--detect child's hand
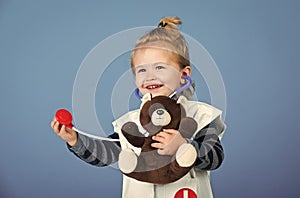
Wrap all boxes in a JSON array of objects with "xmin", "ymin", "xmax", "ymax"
[
  {"xmin": 151, "ymin": 129, "xmax": 187, "ymax": 155},
  {"xmin": 50, "ymin": 117, "xmax": 78, "ymax": 147}
]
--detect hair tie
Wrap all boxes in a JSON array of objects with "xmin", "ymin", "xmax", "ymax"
[{"xmin": 158, "ymin": 21, "xmax": 168, "ymax": 28}]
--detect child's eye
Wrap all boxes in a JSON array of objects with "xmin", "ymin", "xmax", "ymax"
[
  {"xmin": 155, "ymin": 65, "xmax": 165, "ymax": 70},
  {"xmin": 136, "ymin": 68, "xmax": 146, "ymax": 73}
]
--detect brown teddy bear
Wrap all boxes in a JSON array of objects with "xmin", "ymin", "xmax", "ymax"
[{"xmin": 118, "ymin": 93, "xmax": 198, "ymax": 184}]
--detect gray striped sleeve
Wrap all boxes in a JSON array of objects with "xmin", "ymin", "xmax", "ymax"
[
  {"xmin": 188, "ymin": 119, "xmax": 225, "ymax": 170},
  {"xmin": 67, "ymin": 133, "xmax": 121, "ymax": 167}
]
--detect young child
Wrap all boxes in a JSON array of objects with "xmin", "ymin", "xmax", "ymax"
[{"xmin": 51, "ymin": 16, "xmax": 226, "ymax": 198}]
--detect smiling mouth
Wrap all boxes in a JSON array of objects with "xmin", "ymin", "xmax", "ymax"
[{"xmin": 145, "ymin": 84, "xmax": 163, "ymax": 89}]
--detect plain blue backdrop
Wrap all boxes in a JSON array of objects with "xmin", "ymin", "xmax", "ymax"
[{"xmin": 1, "ymin": 0, "xmax": 299, "ymax": 197}]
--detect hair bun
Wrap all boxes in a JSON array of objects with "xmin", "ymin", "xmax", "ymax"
[{"xmin": 158, "ymin": 16, "xmax": 182, "ymax": 30}]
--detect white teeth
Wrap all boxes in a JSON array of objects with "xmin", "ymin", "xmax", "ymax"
[{"xmin": 147, "ymin": 85, "xmax": 161, "ymax": 89}]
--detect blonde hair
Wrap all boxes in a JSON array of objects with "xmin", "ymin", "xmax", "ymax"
[{"xmin": 131, "ymin": 16, "xmax": 195, "ymax": 99}]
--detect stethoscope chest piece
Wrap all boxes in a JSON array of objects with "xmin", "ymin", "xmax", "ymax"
[{"xmin": 56, "ymin": 109, "xmax": 74, "ymax": 129}]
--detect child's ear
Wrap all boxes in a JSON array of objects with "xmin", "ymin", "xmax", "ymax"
[
  {"xmin": 182, "ymin": 66, "xmax": 191, "ymax": 75},
  {"xmin": 181, "ymin": 66, "xmax": 191, "ymax": 83}
]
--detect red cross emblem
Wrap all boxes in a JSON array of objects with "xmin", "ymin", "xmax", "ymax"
[{"xmin": 174, "ymin": 188, "xmax": 197, "ymax": 198}]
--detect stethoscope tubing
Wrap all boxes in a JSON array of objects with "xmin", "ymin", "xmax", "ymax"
[
  {"xmin": 72, "ymin": 126, "xmax": 121, "ymax": 142},
  {"xmin": 134, "ymin": 75, "xmax": 192, "ymax": 99},
  {"xmin": 69, "ymin": 75, "xmax": 192, "ymax": 142}
]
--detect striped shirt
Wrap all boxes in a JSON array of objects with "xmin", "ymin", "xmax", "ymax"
[{"xmin": 68, "ymin": 118, "xmax": 224, "ymax": 170}]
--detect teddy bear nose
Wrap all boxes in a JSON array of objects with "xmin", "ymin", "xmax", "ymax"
[{"xmin": 156, "ymin": 109, "xmax": 164, "ymax": 115}]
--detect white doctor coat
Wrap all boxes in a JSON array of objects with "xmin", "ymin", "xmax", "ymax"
[{"xmin": 112, "ymin": 99, "xmax": 225, "ymax": 198}]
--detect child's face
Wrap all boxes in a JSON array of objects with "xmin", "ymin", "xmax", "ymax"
[{"xmin": 132, "ymin": 48, "xmax": 186, "ymax": 98}]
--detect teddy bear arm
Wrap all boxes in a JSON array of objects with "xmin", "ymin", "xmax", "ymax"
[
  {"xmin": 121, "ymin": 122, "xmax": 145, "ymax": 147},
  {"xmin": 178, "ymin": 117, "xmax": 198, "ymax": 138}
]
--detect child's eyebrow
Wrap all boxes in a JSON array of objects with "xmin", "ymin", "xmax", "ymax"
[
  {"xmin": 134, "ymin": 62, "xmax": 168, "ymax": 68},
  {"xmin": 132, "ymin": 65, "xmax": 144, "ymax": 74},
  {"xmin": 134, "ymin": 65, "xmax": 145, "ymax": 70}
]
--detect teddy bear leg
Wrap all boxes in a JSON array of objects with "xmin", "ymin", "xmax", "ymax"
[
  {"xmin": 118, "ymin": 148, "xmax": 138, "ymax": 174},
  {"xmin": 176, "ymin": 143, "xmax": 197, "ymax": 167}
]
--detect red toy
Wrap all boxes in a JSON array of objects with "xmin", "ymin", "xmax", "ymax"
[
  {"xmin": 55, "ymin": 109, "xmax": 74, "ymax": 129},
  {"xmin": 54, "ymin": 109, "xmax": 120, "ymax": 142}
]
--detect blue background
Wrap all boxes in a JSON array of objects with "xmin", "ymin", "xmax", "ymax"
[{"xmin": 1, "ymin": 0, "xmax": 299, "ymax": 197}]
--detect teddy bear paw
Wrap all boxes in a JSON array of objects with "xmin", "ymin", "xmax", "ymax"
[
  {"xmin": 118, "ymin": 148, "xmax": 138, "ymax": 174},
  {"xmin": 176, "ymin": 143, "xmax": 197, "ymax": 167}
]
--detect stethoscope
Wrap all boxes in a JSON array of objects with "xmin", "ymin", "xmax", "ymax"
[
  {"xmin": 134, "ymin": 74, "xmax": 192, "ymax": 99},
  {"xmin": 55, "ymin": 75, "xmax": 192, "ymax": 142}
]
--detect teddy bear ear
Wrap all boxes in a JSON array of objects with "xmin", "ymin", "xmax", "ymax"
[
  {"xmin": 141, "ymin": 93, "xmax": 152, "ymax": 106},
  {"xmin": 177, "ymin": 95, "xmax": 188, "ymax": 111}
]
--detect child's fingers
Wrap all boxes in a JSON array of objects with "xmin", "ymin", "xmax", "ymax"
[
  {"xmin": 61, "ymin": 125, "xmax": 70, "ymax": 136},
  {"xmin": 53, "ymin": 121, "xmax": 61, "ymax": 134},
  {"xmin": 154, "ymin": 130, "xmax": 178, "ymax": 143},
  {"xmin": 155, "ymin": 130, "xmax": 178, "ymax": 139},
  {"xmin": 152, "ymin": 135, "xmax": 166, "ymax": 144},
  {"xmin": 50, "ymin": 117, "xmax": 57, "ymax": 126},
  {"xmin": 64, "ymin": 126, "xmax": 74, "ymax": 134},
  {"xmin": 50, "ymin": 116, "xmax": 58, "ymax": 129},
  {"xmin": 162, "ymin": 129, "xmax": 178, "ymax": 134},
  {"xmin": 151, "ymin": 142, "xmax": 164, "ymax": 149},
  {"xmin": 155, "ymin": 132, "xmax": 168, "ymax": 139},
  {"xmin": 50, "ymin": 120, "xmax": 55, "ymax": 129},
  {"xmin": 61, "ymin": 125, "xmax": 76, "ymax": 137}
]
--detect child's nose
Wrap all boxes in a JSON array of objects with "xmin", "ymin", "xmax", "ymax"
[
  {"xmin": 145, "ymin": 76, "xmax": 156, "ymax": 82},
  {"xmin": 145, "ymin": 70, "xmax": 156, "ymax": 81}
]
